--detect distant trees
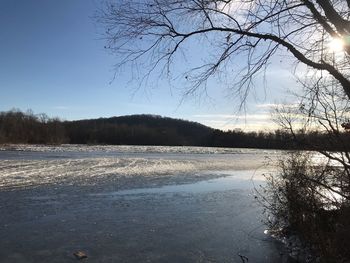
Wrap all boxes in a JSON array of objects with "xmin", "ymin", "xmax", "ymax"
[
  {"xmin": 64, "ymin": 114, "xmax": 212, "ymax": 146},
  {"xmin": 2, "ymin": 109, "xmax": 350, "ymax": 152},
  {"xmin": 0, "ymin": 109, "xmax": 66, "ymax": 144},
  {"xmin": 64, "ymin": 114, "xmax": 350, "ymax": 149}
]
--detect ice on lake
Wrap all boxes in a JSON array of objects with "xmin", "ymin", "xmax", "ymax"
[
  {"xmin": 0, "ymin": 145, "xmax": 298, "ymax": 262},
  {"xmin": 0, "ymin": 145, "xmax": 279, "ymax": 189}
]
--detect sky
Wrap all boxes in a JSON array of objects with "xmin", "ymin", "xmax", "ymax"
[{"xmin": 0, "ymin": 0, "xmax": 300, "ymax": 131}]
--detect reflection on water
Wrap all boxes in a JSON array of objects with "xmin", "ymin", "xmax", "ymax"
[
  {"xmin": 91, "ymin": 170, "xmax": 266, "ymax": 197},
  {"xmin": 0, "ymin": 145, "xmax": 294, "ymax": 263}
]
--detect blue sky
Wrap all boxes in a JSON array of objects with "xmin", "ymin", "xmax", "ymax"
[{"xmin": 0, "ymin": 0, "xmax": 298, "ymax": 131}]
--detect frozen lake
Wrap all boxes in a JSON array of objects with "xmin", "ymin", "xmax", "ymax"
[
  {"xmin": 0, "ymin": 145, "xmax": 296, "ymax": 262},
  {"xmin": 0, "ymin": 145, "xmax": 279, "ymax": 189}
]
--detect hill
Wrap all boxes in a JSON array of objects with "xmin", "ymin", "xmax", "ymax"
[
  {"xmin": 64, "ymin": 114, "xmax": 214, "ymax": 146},
  {"xmin": 3, "ymin": 109, "xmax": 344, "ymax": 150}
]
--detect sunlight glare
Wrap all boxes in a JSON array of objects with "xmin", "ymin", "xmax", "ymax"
[{"xmin": 328, "ymin": 38, "xmax": 344, "ymax": 52}]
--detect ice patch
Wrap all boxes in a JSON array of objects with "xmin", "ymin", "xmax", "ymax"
[
  {"xmin": 0, "ymin": 144, "xmax": 280, "ymax": 155},
  {"xmin": 0, "ymin": 145, "xmax": 278, "ymax": 189}
]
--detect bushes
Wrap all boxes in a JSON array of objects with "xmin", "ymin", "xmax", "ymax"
[{"xmin": 262, "ymin": 152, "xmax": 350, "ymax": 262}]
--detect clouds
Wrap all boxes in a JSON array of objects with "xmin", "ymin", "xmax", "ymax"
[
  {"xmin": 192, "ymin": 112, "xmax": 277, "ymax": 131},
  {"xmin": 191, "ymin": 101, "xmax": 304, "ymax": 131},
  {"xmin": 193, "ymin": 113, "xmax": 271, "ymax": 120}
]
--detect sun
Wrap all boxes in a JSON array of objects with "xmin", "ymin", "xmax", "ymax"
[{"xmin": 328, "ymin": 38, "xmax": 344, "ymax": 52}]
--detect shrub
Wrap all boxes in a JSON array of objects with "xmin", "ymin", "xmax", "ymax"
[{"xmin": 261, "ymin": 151, "xmax": 350, "ymax": 262}]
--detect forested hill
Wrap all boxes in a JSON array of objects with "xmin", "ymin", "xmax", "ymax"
[
  {"xmin": 65, "ymin": 114, "xmax": 213, "ymax": 146},
  {"xmin": 2, "ymin": 109, "xmax": 349, "ymax": 150}
]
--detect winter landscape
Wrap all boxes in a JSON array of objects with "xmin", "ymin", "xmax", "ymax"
[{"xmin": 3, "ymin": 0, "xmax": 350, "ymax": 261}]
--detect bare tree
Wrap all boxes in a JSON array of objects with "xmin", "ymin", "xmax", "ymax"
[
  {"xmin": 99, "ymin": 2, "xmax": 350, "ymax": 259},
  {"xmin": 99, "ymin": 0, "xmax": 350, "ymax": 101},
  {"xmin": 273, "ymin": 77, "xmax": 350, "ymax": 195},
  {"xmin": 261, "ymin": 78, "xmax": 350, "ymax": 261}
]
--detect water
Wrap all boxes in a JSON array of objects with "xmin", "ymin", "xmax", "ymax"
[
  {"xmin": 91, "ymin": 170, "xmax": 263, "ymax": 197},
  {"xmin": 0, "ymin": 145, "xmax": 294, "ymax": 262},
  {"xmin": 0, "ymin": 145, "xmax": 278, "ymax": 189}
]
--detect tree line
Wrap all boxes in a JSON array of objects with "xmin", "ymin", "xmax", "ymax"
[
  {"xmin": 1, "ymin": 109, "xmax": 349, "ymax": 151},
  {"xmin": 0, "ymin": 109, "xmax": 66, "ymax": 144}
]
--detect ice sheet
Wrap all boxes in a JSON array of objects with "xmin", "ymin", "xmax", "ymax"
[{"xmin": 0, "ymin": 145, "xmax": 279, "ymax": 189}]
